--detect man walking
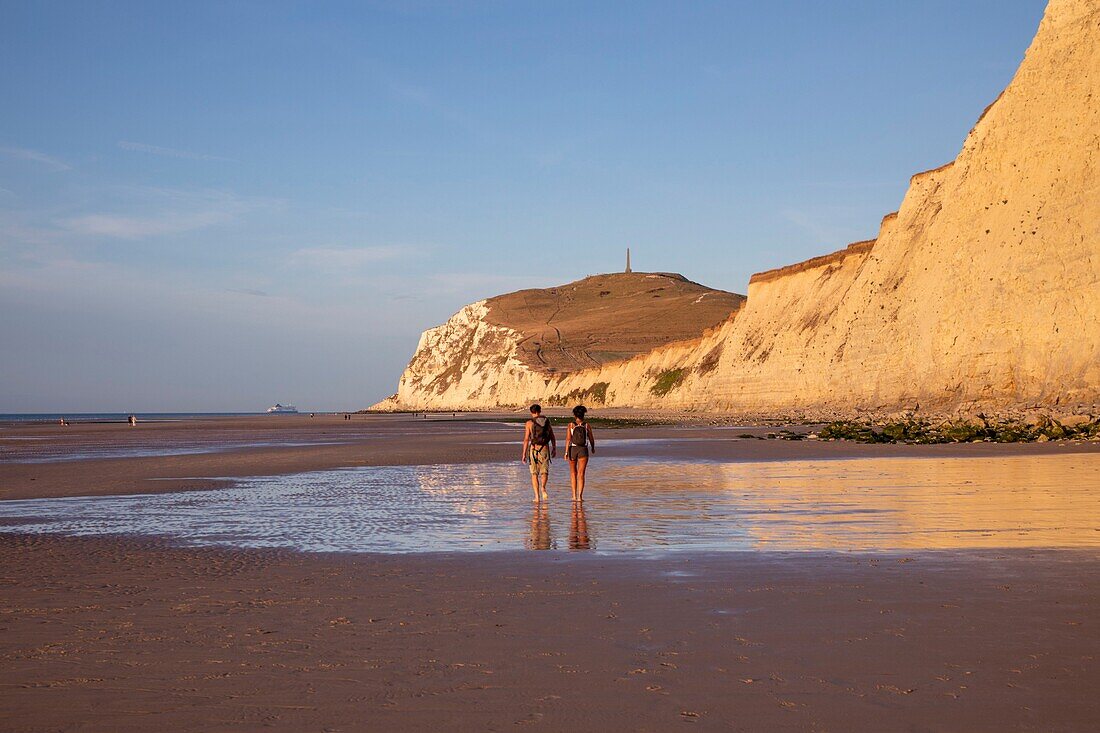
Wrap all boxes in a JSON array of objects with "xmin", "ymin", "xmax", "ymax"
[{"xmin": 521, "ymin": 403, "xmax": 556, "ymax": 502}]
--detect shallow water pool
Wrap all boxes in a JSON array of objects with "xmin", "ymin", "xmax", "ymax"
[{"xmin": 1, "ymin": 454, "xmax": 1097, "ymax": 554}]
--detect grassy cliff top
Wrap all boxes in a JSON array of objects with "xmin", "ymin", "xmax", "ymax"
[{"xmin": 484, "ymin": 271, "xmax": 744, "ymax": 374}]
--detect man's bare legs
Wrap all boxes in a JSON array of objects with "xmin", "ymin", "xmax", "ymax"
[{"xmin": 530, "ymin": 466, "xmax": 548, "ymax": 502}]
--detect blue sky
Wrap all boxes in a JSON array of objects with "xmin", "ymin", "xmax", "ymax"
[{"xmin": 0, "ymin": 0, "xmax": 1046, "ymax": 412}]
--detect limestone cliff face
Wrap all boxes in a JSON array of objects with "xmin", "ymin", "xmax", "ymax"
[
  {"xmin": 391, "ymin": 301, "xmax": 541, "ymax": 408},
  {"xmin": 375, "ymin": 0, "xmax": 1100, "ymax": 416}
]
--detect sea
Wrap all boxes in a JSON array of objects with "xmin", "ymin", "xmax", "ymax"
[{"xmin": 0, "ymin": 413, "xmax": 269, "ymax": 424}]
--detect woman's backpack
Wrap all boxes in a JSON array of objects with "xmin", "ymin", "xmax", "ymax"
[{"xmin": 569, "ymin": 421, "xmax": 588, "ymax": 447}]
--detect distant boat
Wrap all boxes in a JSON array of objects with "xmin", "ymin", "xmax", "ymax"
[{"xmin": 267, "ymin": 403, "xmax": 299, "ymax": 414}]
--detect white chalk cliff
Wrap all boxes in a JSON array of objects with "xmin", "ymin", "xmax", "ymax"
[{"xmin": 375, "ymin": 0, "xmax": 1100, "ymax": 417}]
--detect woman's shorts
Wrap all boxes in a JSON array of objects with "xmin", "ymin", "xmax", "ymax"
[
  {"xmin": 568, "ymin": 445, "xmax": 589, "ymax": 461},
  {"xmin": 529, "ymin": 445, "xmax": 550, "ymax": 475}
]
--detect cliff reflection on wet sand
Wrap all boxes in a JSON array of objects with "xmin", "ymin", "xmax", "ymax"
[{"xmin": 659, "ymin": 454, "xmax": 1100, "ymax": 551}]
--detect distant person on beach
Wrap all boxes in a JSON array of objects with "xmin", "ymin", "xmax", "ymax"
[
  {"xmin": 521, "ymin": 403, "xmax": 556, "ymax": 502},
  {"xmin": 128, "ymin": 414, "xmax": 137, "ymax": 427},
  {"xmin": 566, "ymin": 405, "xmax": 595, "ymax": 502}
]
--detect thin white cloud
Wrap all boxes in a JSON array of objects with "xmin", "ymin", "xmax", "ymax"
[
  {"xmin": 118, "ymin": 140, "xmax": 235, "ymax": 162},
  {"xmin": 288, "ymin": 245, "xmax": 417, "ymax": 270},
  {"xmin": 0, "ymin": 252, "xmax": 402, "ymax": 340},
  {"xmin": 65, "ymin": 211, "xmax": 237, "ymax": 239},
  {"xmin": 0, "ymin": 211, "xmax": 58, "ymax": 248},
  {"xmin": 799, "ymin": 179, "xmax": 900, "ymax": 190},
  {"xmin": 61, "ymin": 187, "xmax": 260, "ymax": 240},
  {"xmin": 375, "ymin": 71, "xmax": 481, "ymax": 138},
  {"xmin": 386, "ymin": 80, "xmax": 433, "ymax": 106},
  {"xmin": 427, "ymin": 272, "xmax": 546, "ymax": 296},
  {"xmin": 781, "ymin": 207, "xmax": 867, "ymax": 246},
  {"xmin": 0, "ymin": 146, "xmax": 71, "ymax": 172}
]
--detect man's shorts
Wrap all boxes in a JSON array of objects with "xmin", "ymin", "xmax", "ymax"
[{"xmin": 529, "ymin": 445, "xmax": 550, "ymax": 476}]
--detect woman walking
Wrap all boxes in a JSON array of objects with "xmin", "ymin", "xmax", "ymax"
[{"xmin": 566, "ymin": 405, "xmax": 596, "ymax": 502}]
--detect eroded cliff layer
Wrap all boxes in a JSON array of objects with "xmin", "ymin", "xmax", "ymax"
[{"xmin": 375, "ymin": 0, "xmax": 1100, "ymax": 416}]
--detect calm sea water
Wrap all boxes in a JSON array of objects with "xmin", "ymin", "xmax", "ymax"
[
  {"xmin": 0, "ymin": 439, "xmax": 354, "ymax": 464},
  {"xmin": 1, "ymin": 454, "xmax": 1097, "ymax": 554},
  {"xmin": 0, "ymin": 413, "xmax": 266, "ymax": 424}
]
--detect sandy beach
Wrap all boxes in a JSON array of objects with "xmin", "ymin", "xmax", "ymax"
[
  {"xmin": 2, "ymin": 415, "xmax": 1098, "ymax": 731},
  {"xmin": 2, "ymin": 536, "xmax": 1097, "ymax": 731}
]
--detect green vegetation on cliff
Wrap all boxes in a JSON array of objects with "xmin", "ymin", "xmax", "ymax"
[{"xmin": 650, "ymin": 368, "xmax": 687, "ymax": 397}]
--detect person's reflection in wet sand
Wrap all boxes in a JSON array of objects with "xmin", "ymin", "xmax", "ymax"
[
  {"xmin": 526, "ymin": 504, "xmax": 553, "ymax": 550},
  {"xmin": 569, "ymin": 502, "xmax": 592, "ymax": 550}
]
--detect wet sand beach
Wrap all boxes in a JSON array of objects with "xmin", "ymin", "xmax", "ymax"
[
  {"xmin": 2, "ymin": 537, "xmax": 1097, "ymax": 731},
  {"xmin": 1, "ymin": 415, "xmax": 1098, "ymax": 730}
]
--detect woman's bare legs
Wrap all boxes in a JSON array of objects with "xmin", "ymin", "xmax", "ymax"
[
  {"xmin": 568, "ymin": 458, "xmax": 579, "ymax": 501},
  {"xmin": 575, "ymin": 456, "xmax": 589, "ymax": 501}
]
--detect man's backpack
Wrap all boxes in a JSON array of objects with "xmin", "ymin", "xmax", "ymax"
[{"xmin": 531, "ymin": 416, "xmax": 552, "ymax": 446}]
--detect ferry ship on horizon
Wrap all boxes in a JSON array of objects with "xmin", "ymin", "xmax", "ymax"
[{"xmin": 266, "ymin": 403, "xmax": 299, "ymax": 414}]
